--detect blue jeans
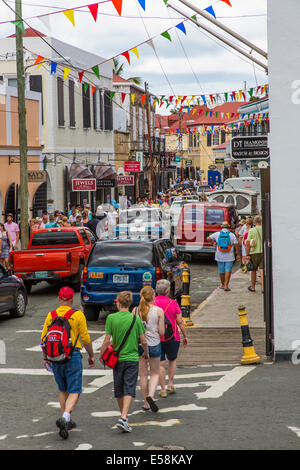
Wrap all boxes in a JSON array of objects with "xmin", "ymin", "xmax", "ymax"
[
  {"xmin": 52, "ymin": 349, "xmax": 83, "ymax": 394},
  {"xmin": 138, "ymin": 343, "xmax": 162, "ymax": 358}
]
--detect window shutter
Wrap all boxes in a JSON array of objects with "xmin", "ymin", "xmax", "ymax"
[
  {"xmin": 104, "ymin": 90, "xmax": 113, "ymax": 130},
  {"xmin": 69, "ymin": 80, "xmax": 75, "ymax": 127},
  {"xmin": 207, "ymin": 132, "xmax": 212, "ymax": 147},
  {"xmin": 30, "ymin": 75, "xmax": 44, "ymax": 124},
  {"xmin": 57, "ymin": 77, "xmax": 64, "ymax": 127},
  {"xmin": 99, "ymin": 89, "xmax": 104, "ymax": 130},
  {"xmin": 82, "ymin": 84, "xmax": 91, "ymax": 129}
]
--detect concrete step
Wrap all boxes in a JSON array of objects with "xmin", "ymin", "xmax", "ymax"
[{"xmin": 177, "ymin": 327, "xmax": 267, "ymax": 366}]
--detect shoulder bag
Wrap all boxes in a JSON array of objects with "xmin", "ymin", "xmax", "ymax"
[{"xmin": 101, "ymin": 316, "xmax": 136, "ymax": 369}]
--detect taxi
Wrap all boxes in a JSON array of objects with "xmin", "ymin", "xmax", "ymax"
[{"xmin": 81, "ymin": 238, "xmax": 190, "ymax": 321}]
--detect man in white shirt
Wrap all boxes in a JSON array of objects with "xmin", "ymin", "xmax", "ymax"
[{"xmin": 207, "ymin": 221, "xmax": 240, "ymax": 292}]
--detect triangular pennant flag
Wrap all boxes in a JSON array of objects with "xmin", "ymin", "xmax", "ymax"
[
  {"xmin": 121, "ymin": 51, "xmax": 130, "ymax": 64},
  {"xmin": 78, "ymin": 71, "xmax": 84, "ymax": 83},
  {"xmin": 141, "ymin": 95, "xmax": 146, "ymax": 106},
  {"xmin": 201, "ymin": 95, "xmax": 207, "ymax": 106},
  {"xmin": 248, "ymin": 88, "xmax": 254, "ymax": 98},
  {"xmin": 220, "ymin": 0, "xmax": 232, "ymax": 6},
  {"xmin": 37, "ymin": 14, "xmax": 51, "ymax": 32},
  {"xmin": 131, "ymin": 94, "xmax": 135, "ymax": 105},
  {"xmin": 63, "ymin": 67, "xmax": 71, "ymax": 81},
  {"xmin": 92, "ymin": 65, "xmax": 100, "ymax": 80},
  {"xmin": 84, "ymin": 83, "xmax": 89, "ymax": 94},
  {"xmin": 92, "ymin": 86, "xmax": 96, "ymax": 95},
  {"xmin": 110, "ymin": 91, "xmax": 115, "ymax": 102},
  {"xmin": 146, "ymin": 39, "xmax": 156, "ymax": 51},
  {"xmin": 50, "ymin": 62, "xmax": 57, "ymax": 75},
  {"xmin": 205, "ymin": 6, "xmax": 216, "ymax": 19},
  {"xmin": 88, "ymin": 4, "xmax": 99, "ymax": 22},
  {"xmin": 121, "ymin": 93, "xmax": 126, "ymax": 103},
  {"xmin": 112, "ymin": 0, "xmax": 123, "ymax": 16},
  {"xmin": 34, "ymin": 55, "xmax": 44, "ymax": 66},
  {"xmin": 176, "ymin": 22, "xmax": 186, "ymax": 35},
  {"xmin": 63, "ymin": 9, "xmax": 75, "ymax": 27},
  {"xmin": 131, "ymin": 47, "xmax": 139, "ymax": 59},
  {"xmin": 12, "ymin": 20, "xmax": 26, "ymax": 33},
  {"xmin": 137, "ymin": 0, "xmax": 146, "ymax": 10},
  {"xmin": 161, "ymin": 31, "xmax": 172, "ymax": 42}
]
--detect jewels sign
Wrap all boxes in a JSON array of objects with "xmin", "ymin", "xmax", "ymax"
[{"xmin": 72, "ymin": 179, "xmax": 96, "ymax": 191}]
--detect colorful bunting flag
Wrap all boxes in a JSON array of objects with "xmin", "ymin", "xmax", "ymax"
[
  {"xmin": 112, "ymin": 0, "xmax": 123, "ymax": 16},
  {"xmin": 137, "ymin": 0, "xmax": 146, "ymax": 10},
  {"xmin": 78, "ymin": 71, "xmax": 84, "ymax": 83},
  {"xmin": 131, "ymin": 47, "xmax": 139, "ymax": 59},
  {"xmin": 84, "ymin": 83, "xmax": 89, "ymax": 94},
  {"xmin": 92, "ymin": 85, "xmax": 96, "ymax": 95},
  {"xmin": 88, "ymin": 4, "xmax": 99, "ymax": 22},
  {"xmin": 63, "ymin": 67, "xmax": 71, "ymax": 81},
  {"xmin": 161, "ymin": 31, "xmax": 172, "ymax": 42},
  {"xmin": 92, "ymin": 65, "xmax": 100, "ymax": 80},
  {"xmin": 205, "ymin": 6, "xmax": 216, "ymax": 19},
  {"xmin": 121, "ymin": 51, "xmax": 130, "ymax": 64},
  {"xmin": 110, "ymin": 91, "xmax": 115, "ymax": 101},
  {"xmin": 34, "ymin": 55, "xmax": 44, "ymax": 66},
  {"xmin": 176, "ymin": 22, "xmax": 186, "ymax": 35},
  {"xmin": 220, "ymin": 0, "xmax": 232, "ymax": 6},
  {"xmin": 63, "ymin": 9, "xmax": 75, "ymax": 27},
  {"xmin": 12, "ymin": 20, "xmax": 25, "ymax": 33},
  {"xmin": 121, "ymin": 93, "xmax": 126, "ymax": 103},
  {"xmin": 50, "ymin": 62, "xmax": 57, "ymax": 74},
  {"xmin": 131, "ymin": 94, "xmax": 135, "ymax": 105}
]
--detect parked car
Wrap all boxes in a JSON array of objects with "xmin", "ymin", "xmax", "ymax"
[
  {"xmin": 81, "ymin": 238, "xmax": 190, "ymax": 321},
  {"xmin": 174, "ymin": 202, "xmax": 239, "ymax": 257},
  {"xmin": 205, "ymin": 189, "xmax": 260, "ymax": 217},
  {"xmin": 169, "ymin": 194, "xmax": 199, "ymax": 206},
  {"xmin": 170, "ymin": 198, "xmax": 199, "ymax": 238},
  {"xmin": 0, "ymin": 263, "xmax": 27, "ymax": 318},
  {"xmin": 196, "ymin": 185, "xmax": 213, "ymax": 196},
  {"xmin": 9, "ymin": 227, "xmax": 97, "ymax": 293},
  {"xmin": 115, "ymin": 207, "xmax": 170, "ymax": 239}
]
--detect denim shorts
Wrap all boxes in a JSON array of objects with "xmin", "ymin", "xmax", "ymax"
[
  {"xmin": 138, "ymin": 343, "xmax": 162, "ymax": 358},
  {"xmin": 113, "ymin": 361, "xmax": 139, "ymax": 398},
  {"xmin": 52, "ymin": 349, "xmax": 83, "ymax": 394},
  {"xmin": 217, "ymin": 261, "xmax": 233, "ymax": 274},
  {"xmin": 160, "ymin": 340, "xmax": 180, "ymax": 362}
]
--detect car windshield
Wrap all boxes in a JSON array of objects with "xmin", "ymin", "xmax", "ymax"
[
  {"xmin": 205, "ymin": 208, "xmax": 225, "ymax": 225},
  {"xmin": 88, "ymin": 242, "xmax": 155, "ymax": 267},
  {"xmin": 119, "ymin": 209, "xmax": 160, "ymax": 224},
  {"xmin": 30, "ymin": 231, "xmax": 79, "ymax": 246}
]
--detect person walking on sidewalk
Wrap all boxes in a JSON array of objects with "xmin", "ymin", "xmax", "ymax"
[
  {"xmin": 100, "ymin": 291, "xmax": 149, "ymax": 433},
  {"xmin": 133, "ymin": 286, "xmax": 165, "ymax": 412},
  {"xmin": 207, "ymin": 221, "xmax": 240, "ymax": 292},
  {"xmin": 41, "ymin": 287, "xmax": 95, "ymax": 440},
  {"xmin": 153, "ymin": 279, "xmax": 188, "ymax": 398},
  {"xmin": 246, "ymin": 215, "xmax": 264, "ymax": 293}
]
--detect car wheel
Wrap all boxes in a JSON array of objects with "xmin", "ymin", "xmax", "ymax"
[
  {"xmin": 73, "ymin": 264, "xmax": 84, "ymax": 292},
  {"xmin": 83, "ymin": 305, "xmax": 99, "ymax": 322},
  {"xmin": 10, "ymin": 290, "xmax": 26, "ymax": 318}
]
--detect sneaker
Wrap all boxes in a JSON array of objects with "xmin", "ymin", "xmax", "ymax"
[
  {"xmin": 56, "ymin": 417, "xmax": 69, "ymax": 440},
  {"xmin": 116, "ymin": 418, "xmax": 132, "ymax": 433},
  {"xmin": 67, "ymin": 419, "xmax": 76, "ymax": 430}
]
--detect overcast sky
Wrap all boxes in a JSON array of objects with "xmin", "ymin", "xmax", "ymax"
[{"xmin": 0, "ymin": 0, "xmax": 268, "ymax": 99}]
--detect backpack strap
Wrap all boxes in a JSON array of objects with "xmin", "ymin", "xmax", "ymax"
[
  {"xmin": 63, "ymin": 309, "xmax": 77, "ymax": 321},
  {"xmin": 116, "ymin": 315, "xmax": 136, "ymax": 356},
  {"xmin": 50, "ymin": 310, "xmax": 58, "ymax": 320}
]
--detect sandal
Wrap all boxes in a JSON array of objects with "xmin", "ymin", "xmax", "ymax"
[
  {"xmin": 248, "ymin": 286, "xmax": 256, "ymax": 292},
  {"xmin": 159, "ymin": 391, "xmax": 167, "ymax": 398},
  {"xmin": 146, "ymin": 396, "xmax": 159, "ymax": 412},
  {"xmin": 142, "ymin": 406, "xmax": 150, "ymax": 411},
  {"xmin": 167, "ymin": 385, "xmax": 176, "ymax": 393}
]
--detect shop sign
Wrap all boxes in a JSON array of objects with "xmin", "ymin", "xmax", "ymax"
[
  {"xmin": 124, "ymin": 161, "xmax": 141, "ymax": 172},
  {"xmin": 135, "ymin": 151, "xmax": 144, "ymax": 171},
  {"xmin": 117, "ymin": 176, "xmax": 135, "ymax": 186},
  {"xmin": 186, "ymin": 160, "xmax": 193, "ymax": 166},
  {"xmin": 28, "ymin": 170, "xmax": 47, "ymax": 183},
  {"xmin": 96, "ymin": 179, "xmax": 116, "ymax": 188},
  {"xmin": 72, "ymin": 178, "xmax": 96, "ymax": 191},
  {"xmin": 231, "ymin": 136, "xmax": 269, "ymax": 160}
]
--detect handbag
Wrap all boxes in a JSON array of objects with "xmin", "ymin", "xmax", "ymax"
[
  {"xmin": 101, "ymin": 316, "xmax": 136, "ymax": 369},
  {"xmin": 246, "ymin": 259, "xmax": 255, "ymax": 271}
]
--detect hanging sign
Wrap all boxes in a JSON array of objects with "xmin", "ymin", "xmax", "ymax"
[
  {"xmin": 96, "ymin": 179, "xmax": 116, "ymax": 188},
  {"xmin": 72, "ymin": 178, "xmax": 96, "ymax": 191},
  {"xmin": 124, "ymin": 161, "xmax": 141, "ymax": 172},
  {"xmin": 231, "ymin": 136, "xmax": 269, "ymax": 160},
  {"xmin": 117, "ymin": 175, "xmax": 135, "ymax": 186}
]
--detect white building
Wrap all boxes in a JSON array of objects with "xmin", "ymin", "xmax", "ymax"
[{"xmin": 0, "ymin": 28, "xmax": 115, "ymax": 213}]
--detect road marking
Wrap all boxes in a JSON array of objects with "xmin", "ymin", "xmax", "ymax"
[
  {"xmin": 0, "ymin": 368, "xmax": 112, "ymax": 376},
  {"xmin": 92, "ymin": 404, "xmax": 207, "ymax": 419},
  {"xmin": 0, "ymin": 435, "xmax": 7, "ymax": 440},
  {"xmin": 75, "ymin": 444, "xmax": 93, "ymax": 450},
  {"xmin": 133, "ymin": 442, "xmax": 146, "ymax": 447},
  {"xmin": 113, "ymin": 419, "xmax": 180, "ymax": 429},
  {"xmin": 288, "ymin": 426, "xmax": 300, "ymax": 438},
  {"xmin": 26, "ymin": 335, "xmax": 105, "ymax": 353}
]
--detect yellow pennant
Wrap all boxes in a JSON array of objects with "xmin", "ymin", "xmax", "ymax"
[
  {"xmin": 63, "ymin": 9, "xmax": 75, "ymax": 27},
  {"xmin": 63, "ymin": 67, "xmax": 71, "ymax": 81},
  {"xmin": 192, "ymin": 108, "xmax": 197, "ymax": 115},
  {"xmin": 131, "ymin": 94, "xmax": 135, "ymax": 105},
  {"xmin": 131, "ymin": 47, "xmax": 139, "ymax": 59}
]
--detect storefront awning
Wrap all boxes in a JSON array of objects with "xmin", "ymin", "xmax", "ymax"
[
  {"xmin": 69, "ymin": 163, "xmax": 93, "ymax": 182},
  {"xmin": 94, "ymin": 162, "xmax": 115, "ymax": 180}
]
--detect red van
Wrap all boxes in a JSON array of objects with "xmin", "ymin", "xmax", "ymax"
[{"xmin": 174, "ymin": 202, "xmax": 239, "ymax": 257}]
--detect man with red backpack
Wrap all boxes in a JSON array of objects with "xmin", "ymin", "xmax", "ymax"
[{"xmin": 41, "ymin": 286, "xmax": 95, "ymax": 440}]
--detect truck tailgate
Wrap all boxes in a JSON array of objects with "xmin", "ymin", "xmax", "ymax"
[{"xmin": 12, "ymin": 250, "xmax": 69, "ymax": 272}]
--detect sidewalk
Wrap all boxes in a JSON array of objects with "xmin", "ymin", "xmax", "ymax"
[{"xmin": 177, "ymin": 269, "xmax": 266, "ymax": 366}]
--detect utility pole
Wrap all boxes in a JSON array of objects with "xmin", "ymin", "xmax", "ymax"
[
  {"xmin": 145, "ymin": 82, "xmax": 155, "ymax": 198},
  {"xmin": 178, "ymin": 110, "xmax": 184, "ymax": 180},
  {"xmin": 15, "ymin": 0, "xmax": 29, "ymax": 248}
]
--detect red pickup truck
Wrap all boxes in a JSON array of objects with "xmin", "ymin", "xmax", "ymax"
[{"xmin": 9, "ymin": 227, "xmax": 97, "ymax": 293}]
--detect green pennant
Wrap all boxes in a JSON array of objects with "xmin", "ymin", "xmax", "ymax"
[
  {"xmin": 11, "ymin": 20, "xmax": 25, "ymax": 33},
  {"xmin": 110, "ymin": 91, "xmax": 115, "ymax": 102},
  {"xmin": 215, "ymin": 112, "xmax": 218, "ymax": 118},
  {"xmin": 191, "ymin": 15, "xmax": 199, "ymax": 26},
  {"xmin": 92, "ymin": 65, "xmax": 100, "ymax": 80},
  {"xmin": 248, "ymin": 88, "xmax": 254, "ymax": 97},
  {"xmin": 163, "ymin": 0, "xmax": 168, "ymax": 4},
  {"xmin": 224, "ymin": 93, "xmax": 228, "ymax": 102},
  {"xmin": 161, "ymin": 31, "xmax": 172, "ymax": 42},
  {"xmin": 83, "ymin": 83, "xmax": 89, "ymax": 94},
  {"xmin": 206, "ymin": 111, "xmax": 209, "ymax": 117}
]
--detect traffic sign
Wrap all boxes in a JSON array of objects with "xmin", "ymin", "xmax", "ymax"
[{"xmin": 231, "ymin": 136, "xmax": 269, "ymax": 160}]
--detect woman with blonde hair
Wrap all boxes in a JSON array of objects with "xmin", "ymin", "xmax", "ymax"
[{"xmin": 133, "ymin": 285, "xmax": 165, "ymax": 412}]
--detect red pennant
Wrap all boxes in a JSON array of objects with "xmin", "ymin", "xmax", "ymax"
[
  {"xmin": 220, "ymin": 0, "xmax": 232, "ymax": 6},
  {"xmin": 141, "ymin": 94, "xmax": 146, "ymax": 106},
  {"xmin": 209, "ymin": 94, "xmax": 214, "ymax": 103},
  {"xmin": 88, "ymin": 3, "xmax": 99, "ymax": 22},
  {"xmin": 34, "ymin": 55, "xmax": 44, "ymax": 66},
  {"xmin": 112, "ymin": 0, "xmax": 123, "ymax": 16},
  {"xmin": 78, "ymin": 71, "xmax": 84, "ymax": 83},
  {"xmin": 121, "ymin": 51, "xmax": 130, "ymax": 64},
  {"xmin": 169, "ymin": 96, "xmax": 173, "ymax": 103},
  {"xmin": 232, "ymin": 91, "xmax": 236, "ymax": 101},
  {"xmin": 121, "ymin": 92, "xmax": 126, "ymax": 103},
  {"xmin": 92, "ymin": 85, "xmax": 96, "ymax": 95},
  {"xmin": 181, "ymin": 96, "xmax": 187, "ymax": 104}
]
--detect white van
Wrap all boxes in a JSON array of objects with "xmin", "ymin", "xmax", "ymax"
[
  {"xmin": 206, "ymin": 189, "xmax": 259, "ymax": 218},
  {"xmin": 223, "ymin": 177, "xmax": 261, "ymax": 211}
]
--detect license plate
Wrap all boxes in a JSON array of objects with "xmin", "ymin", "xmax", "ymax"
[
  {"xmin": 35, "ymin": 271, "xmax": 48, "ymax": 278},
  {"xmin": 113, "ymin": 275, "xmax": 129, "ymax": 283}
]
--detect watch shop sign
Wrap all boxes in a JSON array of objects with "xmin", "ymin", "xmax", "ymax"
[
  {"xmin": 72, "ymin": 178, "xmax": 96, "ymax": 191},
  {"xmin": 124, "ymin": 161, "xmax": 140, "ymax": 173}
]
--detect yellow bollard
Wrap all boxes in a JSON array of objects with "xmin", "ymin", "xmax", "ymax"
[
  {"xmin": 181, "ymin": 264, "xmax": 194, "ymax": 327},
  {"xmin": 238, "ymin": 306, "xmax": 261, "ymax": 364}
]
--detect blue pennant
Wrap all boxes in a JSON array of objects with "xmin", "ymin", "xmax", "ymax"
[
  {"xmin": 51, "ymin": 61, "xmax": 57, "ymax": 75},
  {"xmin": 176, "ymin": 22, "xmax": 187, "ymax": 35},
  {"xmin": 205, "ymin": 5, "xmax": 216, "ymax": 19},
  {"xmin": 137, "ymin": 0, "xmax": 146, "ymax": 10}
]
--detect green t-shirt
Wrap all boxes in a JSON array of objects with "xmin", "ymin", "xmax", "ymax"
[
  {"xmin": 105, "ymin": 311, "xmax": 145, "ymax": 362},
  {"xmin": 248, "ymin": 225, "xmax": 263, "ymax": 254}
]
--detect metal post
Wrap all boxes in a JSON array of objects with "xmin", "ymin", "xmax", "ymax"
[
  {"xmin": 145, "ymin": 82, "xmax": 155, "ymax": 198},
  {"xmin": 167, "ymin": 1, "xmax": 268, "ymax": 73},
  {"xmin": 15, "ymin": 0, "xmax": 29, "ymax": 248},
  {"xmin": 170, "ymin": 0, "xmax": 268, "ymax": 59}
]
